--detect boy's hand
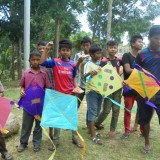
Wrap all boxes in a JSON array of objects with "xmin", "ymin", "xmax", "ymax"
[
  {"xmin": 90, "ymin": 67, "xmax": 101, "ymax": 76},
  {"xmin": 0, "ymin": 92, "xmax": 4, "ymax": 97},
  {"xmin": 78, "ymin": 54, "xmax": 89, "ymax": 63},
  {"xmin": 72, "ymin": 87, "xmax": 84, "ymax": 94},
  {"xmin": 122, "ymin": 80, "xmax": 128, "ymax": 86},
  {"xmin": 20, "ymin": 89, "xmax": 26, "ymax": 97},
  {"xmin": 90, "ymin": 70, "xmax": 98, "ymax": 76},
  {"xmin": 45, "ymin": 41, "xmax": 54, "ymax": 53}
]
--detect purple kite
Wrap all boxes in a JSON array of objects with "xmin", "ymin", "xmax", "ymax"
[
  {"xmin": 0, "ymin": 97, "xmax": 14, "ymax": 130},
  {"xmin": 18, "ymin": 83, "xmax": 45, "ymax": 120}
]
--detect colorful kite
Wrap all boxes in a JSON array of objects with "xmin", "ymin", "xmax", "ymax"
[
  {"xmin": 0, "ymin": 97, "xmax": 14, "ymax": 132},
  {"xmin": 86, "ymin": 62, "xmax": 123, "ymax": 97},
  {"xmin": 125, "ymin": 64, "xmax": 160, "ymax": 109},
  {"xmin": 126, "ymin": 64, "xmax": 160, "ymax": 100},
  {"xmin": 18, "ymin": 83, "xmax": 45, "ymax": 120},
  {"xmin": 40, "ymin": 89, "xmax": 78, "ymax": 130}
]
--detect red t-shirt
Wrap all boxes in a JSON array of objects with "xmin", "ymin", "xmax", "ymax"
[{"xmin": 42, "ymin": 58, "xmax": 77, "ymax": 94}]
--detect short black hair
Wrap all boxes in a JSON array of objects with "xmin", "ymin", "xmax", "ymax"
[
  {"xmin": 81, "ymin": 37, "xmax": 91, "ymax": 45},
  {"xmin": 37, "ymin": 41, "xmax": 47, "ymax": 46},
  {"xmin": 59, "ymin": 39, "xmax": 72, "ymax": 50},
  {"xmin": 149, "ymin": 25, "xmax": 160, "ymax": 37},
  {"xmin": 130, "ymin": 35, "xmax": 143, "ymax": 47},
  {"xmin": 89, "ymin": 44, "xmax": 102, "ymax": 55},
  {"xmin": 106, "ymin": 40, "xmax": 118, "ymax": 47},
  {"xmin": 29, "ymin": 50, "xmax": 41, "ymax": 60}
]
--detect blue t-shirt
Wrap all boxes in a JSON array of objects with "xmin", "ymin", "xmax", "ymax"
[{"xmin": 135, "ymin": 48, "xmax": 160, "ymax": 80}]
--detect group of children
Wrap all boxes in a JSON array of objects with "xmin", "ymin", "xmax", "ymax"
[{"xmin": 1, "ymin": 25, "xmax": 160, "ymax": 159}]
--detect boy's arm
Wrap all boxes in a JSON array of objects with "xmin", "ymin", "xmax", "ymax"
[
  {"xmin": 73, "ymin": 78, "xmax": 78, "ymax": 88},
  {"xmin": 123, "ymin": 64, "xmax": 133, "ymax": 74},
  {"xmin": 20, "ymin": 87, "xmax": 25, "ymax": 97},
  {"xmin": 84, "ymin": 70, "xmax": 98, "ymax": 79},
  {"xmin": 76, "ymin": 54, "xmax": 90, "ymax": 68},
  {"xmin": 122, "ymin": 53, "xmax": 133, "ymax": 74},
  {"xmin": 40, "ymin": 42, "xmax": 52, "ymax": 64}
]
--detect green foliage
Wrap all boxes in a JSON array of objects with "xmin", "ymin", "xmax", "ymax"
[{"xmin": 87, "ymin": 0, "xmax": 160, "ymax": 43}]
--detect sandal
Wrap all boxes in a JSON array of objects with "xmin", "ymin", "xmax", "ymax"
[
  {"xmin": 1, "ymin": 152, "xmax": 13, "ymax": 160},
  {"xmin": 120, "ymin": 133, "xmax": 129, "ymax": 139},
  {"xmin": 72, "ymin": 138, "xmax": 83, "ymax": 148},
  {"xmin": 95, "ymin": 132, "xmax": 101, "ymax": 138},
  {"xmin": 143, "ymin": 146, "xmax": 151, "ymax": 154},
  {"xmin": 92, "ymin": 137, "xmax": 103, "ymax": 145}
]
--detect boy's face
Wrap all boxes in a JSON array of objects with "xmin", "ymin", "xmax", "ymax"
[
  {"xmin": 132, "ymin": 38, "xmax": 143, "ymax": 50},
  {"xmin": 91, "ymin": 51, "xmax": 102, "ymax": 61},
  {"xmin": 149, "ymin": 35, "xmax": 160, "ymax": 51},
  {"xmin": 106, "ymin": 45, "xmax": 118, "ymax": 56},
  {"xmin": 81, "ymin": 42, "xmax": 91, "ymax": 54},
  {"xmin": 37, "ymin": 45, "xmax": 46, "ymax": 54},
  {"xmin": 29, "ymin": 55, "xmax": 41, "ymax": 69},
  {"xmin": 59, "ymin": 47, "xmax": 71, "ymax": 60}
]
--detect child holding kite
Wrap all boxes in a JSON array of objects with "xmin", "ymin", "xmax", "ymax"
[
  {"xmin": 121, "ymin": 35, "xmax": 143, "ymax": 139},
  {"xmin": 40, "ymin": 39, "xmax": 83, "ymax": 150},
  {"xmin": 135, "ymin": 25, "xmax": 160, "ymax": 153},
  {"xmin": 84, "ymin": 44, "xmax": 103, "ymax": 145},
  {"xmin": 95, "ymin": 40, "xmax": 122, "ymax": 138},
  {"xmin": 0, "ymin": 81, "xmax": 13, "ymax": 160},
  {"xmin": 17, "ymin": 50, "xmax": 50, "ymax": 152}
]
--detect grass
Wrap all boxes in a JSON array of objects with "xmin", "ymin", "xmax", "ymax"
[{"xmin": 2, "ymin": 85, "xmax": 160, "ymax": 160}]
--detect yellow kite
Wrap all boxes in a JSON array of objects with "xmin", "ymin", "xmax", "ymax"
[
  {"xmin": 87, "ymin": 62, "xmax": 123, "ymax": 97},
  {"xmin": 125, "ymin": 64, "xmax": 160, "ymax": 100}
]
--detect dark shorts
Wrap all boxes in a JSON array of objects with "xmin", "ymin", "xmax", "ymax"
[{"xmin": 137, "ymin": 92, "xmax": 160, "ymax": 125}]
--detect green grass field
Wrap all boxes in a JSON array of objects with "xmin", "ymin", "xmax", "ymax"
[{"xmin": 2, "ymin": 86, "xmax": 160, "ymax": 160}]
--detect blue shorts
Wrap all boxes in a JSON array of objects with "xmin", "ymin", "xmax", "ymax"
[
  {"xmin": 138, "ymin": 92, "xmax": 160, "ymax": 125},
  {"xmin": 86, "ymin": 91, "xmax": 103, "ymax": 121}
]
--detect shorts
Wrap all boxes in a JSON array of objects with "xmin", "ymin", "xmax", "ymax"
[
  {"xmin": 86, "ymin": 90, "xmax": 103, "ymax": 121},
  {"xmin": 138, "ymin": 92, "xmax": 160, "ymax": 125}
]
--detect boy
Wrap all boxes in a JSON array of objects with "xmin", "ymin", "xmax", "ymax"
[
  {"xmin": 84, "ymin": 44, "xmax": 103, "ymax": 145},
  {"xmin": 95, "ymin": 40, "xmax": 122, "ymax": 138},
  {"xmin": 37, "ymin": 40, "xmax": 54, "ymax": 140},
  {"xmin": 17, "ymin": 50, "xmax": 50, "ymax": 152},
  {"xmin": 135, "ymin": 25, "xmax": 160, "ymax": 153},
  {"xmin": 74, "ymin": 37, "xmax": 91, "ymax": 129},
  {"xmin": 74, "ymin": 37, "xmax": 91, "ymax": 105},
  {"xmin": 121, "ymin": 35, "xmax": 143, "ymax": 139},
  {"xmin": 0, "ymin": 81, "xmax": 13, "ymax": 160},
  {"xmin": 40, "ymin": 39, "xmax": 83, "ymax": 149}
]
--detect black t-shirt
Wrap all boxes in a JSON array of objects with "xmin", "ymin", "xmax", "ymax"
[{"xmin": 122, "ymin": 52, "xmax": 137, "ymax": 96}]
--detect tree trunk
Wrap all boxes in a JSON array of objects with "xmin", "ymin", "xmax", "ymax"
[
  {"xmin": 54, "ymin": 19, "xmax": 61, "ymax": 57},
  {"xmin": 17, "ymin": 38, "xmax": 22, "ymax": 79},
  {"xmin": 11, "ymin": 44, "xmax": 15, "ymax": 80},
  {"xmin": 106, "ymin": 0, "xmax": 113, "ymax": 42}
]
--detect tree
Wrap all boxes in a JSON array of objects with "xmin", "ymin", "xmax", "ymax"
[{"xmin": 87, "ymin": 0, "xmax": 160, "ymax": 43}]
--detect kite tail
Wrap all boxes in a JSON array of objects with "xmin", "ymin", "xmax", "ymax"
[
  {"xmin": 76, "ymin": 131, "xmax": 86, "ymax": 160},
  {"xmin": 42, "ymin": 127, "xmax": 56, "ymax": 160}
]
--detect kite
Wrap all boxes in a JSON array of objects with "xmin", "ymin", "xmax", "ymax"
[
  {"xmin": 18, "ymin": 83, "xmax": 45, "ymax": 120},
  {"xmin": 40, "ymin": 89, "xmax": 78, "ymax": 130},
  {"xmin": 40, "ymin": 89, "xmax": 86, "ymax": 160},
  {"xmin": 86, "ymin": 61, "xmax": 123, "ymax": 97},
  {"xmin": 0, "ymin": 96, "xmax": 14, "ymax": 133},
  {"xmin": 125, "ymin": 64, "xmax": 160, "ymax": 109},
  {"xmin": 125, "ymin": 64, "xmax": 160, "ymax": 100}
]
